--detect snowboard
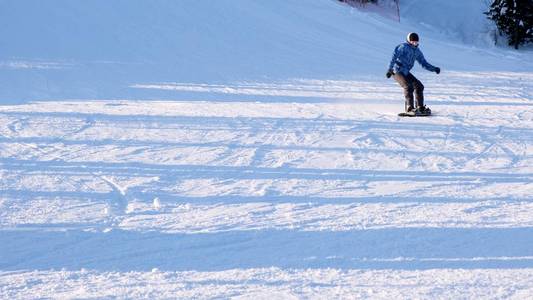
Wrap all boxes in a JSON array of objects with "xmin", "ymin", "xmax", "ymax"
[{"xmin": 398, "ymin": 108, "xmax": 431, "ymax": 117}]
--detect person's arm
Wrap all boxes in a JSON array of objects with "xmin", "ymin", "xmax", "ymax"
[
  {"xmin": 388, "ymin": 45, "xmax": 400, "ymax": 71},
  {"xmin": 386, "ymin": 45, "xmax": 400, "ymax": 78},
  {"xmin": 416, "ymin": 48, "xmax": 439, "ymax": 73}
]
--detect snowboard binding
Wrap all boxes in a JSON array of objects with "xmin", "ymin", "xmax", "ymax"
[{"xmin": 398, "ymin": 105, "xmax": 431, "ymax": 117}]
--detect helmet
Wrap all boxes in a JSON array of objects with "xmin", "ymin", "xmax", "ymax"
[{"xmin": 407, "ymin": 32, "xmax": 419, "ymax": 42}]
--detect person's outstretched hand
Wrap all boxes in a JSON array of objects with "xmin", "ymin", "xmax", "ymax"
[
  {"xmin": 386, "ymin": 69, "xmax": 394, "ymax": 78},
  {"xmin": 435, "ymin": 67, "xmax": 441, "ymax": 74}
]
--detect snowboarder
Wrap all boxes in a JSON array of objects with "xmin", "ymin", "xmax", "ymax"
[{"xmin": 386, "ymin": 32, "xmax": 440, "ymax": 116}]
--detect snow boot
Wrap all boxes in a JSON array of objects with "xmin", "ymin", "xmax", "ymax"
[{"xmin": 416, "ymin": 105, "xmax": 431, "ymax": 116}]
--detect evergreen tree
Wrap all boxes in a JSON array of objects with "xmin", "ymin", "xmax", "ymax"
[{"xmin": 485, "ymin": 0, "xmax": 533, "ymax": 49}]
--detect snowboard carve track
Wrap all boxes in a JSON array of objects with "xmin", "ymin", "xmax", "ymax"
[
  {"xmin": 0, "ymin": 78, "xmax": 532, "ymax": 298},
  {"xmin": 0, "ymin": 0, "xmax": 533, "ymax": 296}
]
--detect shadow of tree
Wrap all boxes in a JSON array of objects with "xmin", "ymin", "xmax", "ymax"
[{"xmin": 1, "ymin": 227, "xmax": 532, "ymax": 272}]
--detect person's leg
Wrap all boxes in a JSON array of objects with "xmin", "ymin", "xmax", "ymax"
[
  {"xmin": 393, "ymin": 73, "xmax": 414, "ymax": 111},
  {"xmin": 407, "ymin": 73, "xmax": 425, "ymax": 108}
]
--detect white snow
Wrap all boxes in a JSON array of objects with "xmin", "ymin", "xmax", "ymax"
[
  {"xmin": 1, "ymin": 0, "xmax": 532, "ymax": 298},
  {"xmin": 400, "ymin": 0, "xmax": 495, "ymax": 45}
]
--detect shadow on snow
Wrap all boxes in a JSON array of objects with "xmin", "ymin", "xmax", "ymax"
[{"xmin": 1, "ymin": 227, "xmax": 533, "ymax": 272}]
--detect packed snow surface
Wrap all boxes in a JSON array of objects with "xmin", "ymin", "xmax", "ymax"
[{"xmin": 1, "ymin": 0, "xmax": 533, "ymax": 298}]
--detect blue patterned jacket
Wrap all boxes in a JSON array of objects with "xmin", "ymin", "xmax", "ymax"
[{"xmin": 388, "ymin": 42, "xmax": 437, "ymax": 75}]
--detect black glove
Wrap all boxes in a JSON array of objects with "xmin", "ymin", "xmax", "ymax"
[
  {"xmin": 435, "ymin": 67, "xmax": 441, "ymax": 74},
  {"xmin": 386, "ymin": 69, "xmax": 394, "ymax": 78}
]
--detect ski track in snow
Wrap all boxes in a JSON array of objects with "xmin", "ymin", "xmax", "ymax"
[
  {"xmin": 1, "ymin": 71, "xmax": 533, "ymax": 298},
  {"xmin": 1, "ymin": 0, "xmax": 533, "ymax": 296}
]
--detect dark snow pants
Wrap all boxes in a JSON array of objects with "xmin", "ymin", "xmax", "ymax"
[{"xmin": 393, "ymin": 72, "xmax": 424, "ymax": 111}]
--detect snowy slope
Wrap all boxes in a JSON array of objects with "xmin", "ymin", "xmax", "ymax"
[
  {"xmin": 400, "ymin": 0, "xmax": 495, "ymax": 45},
  {"xmin": 1, "ymin": 0, "xmax": 531, "ymax": 102},
  {"xmin": 0, "ymin": 0, "xmax": 391, "ymax": 101},
  {"xmin": 1, "ymin": 0, "xmax": 533, "ymax": 298}
]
